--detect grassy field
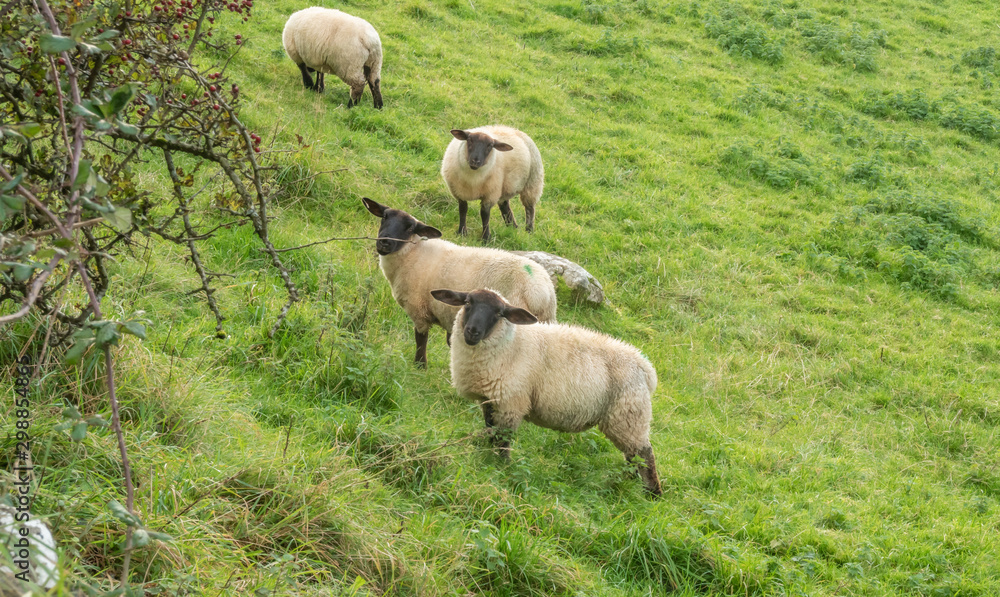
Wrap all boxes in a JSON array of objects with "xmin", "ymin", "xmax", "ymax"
[{"xmin": 5, "ymin": 0, "xmax": 1000, "ymax": 594}]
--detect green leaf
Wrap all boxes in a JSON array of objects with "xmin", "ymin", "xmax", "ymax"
[
  {"xmin": 95, "ymin": 321, "xmax": 121, "ymax": 347},
  {"xmin": 72, "ymin": 103, "xmax": 98, "ymax": 119},
  {"xmin": 108, "ymin": 85, "xmax": 136, "ymax": 115},
  {"xmin": 131, "ymin": 528, "xmax": 150, "ymax": 548},
  {"xmin": 85, "ymin": 415, "xmax": 110, "ymax": 427},
  {"xmin": 13, "ymin": 263, "xmax": 34, "ymax": 282},
  {"xmin": 116, "ymin": 120, "xmax": 138, "ymax": 136},
  {"xmin": 108, "ymin": 500, "xmax": 143, "ymax": 527},
  {"xmin": 70, "ymin": 18, "xmax": 97, "ymax": 40},
  {"xmin": 104, "ymin": 206, "xmax": 132, "ymax": 232},
  {"xmin": 2, "ymin": 194, "xmax": 26, "ymax": 210},
  {"xmin": 93, "ymin": 29, "xmax": 120, "ymax": 41},
  {"xmin": 53, "ymin": 421, "xmax": 74, "ymax": 432},
  {"xmin": 63, "ymin": 405, "xmax": 83, "ymax": 419},
  {"xmin": 72, "ymin": 159, "xmax": 96, "ymax": 193},
  {"xmin": 120, "ymin": 320, "xmax": 147, "ymax": 339},
  {"xmin": 64, "ymin": 337, "xmax": 95, "ymax": 365},
  {"xmin": 96, "ymin": 175, "xmax": 110, "ymax": 197},
  {"xmin": 70, "ymin": 421, "xmax": 88, "ymax": 441},
  {"xmin": 39, "ymin": 34, "xmax": 76, "ymax": 54},
  {"xmin": 78, "ymin": 42, "xmax": 102, "ymax": 56},
  {"xmin": 53, "ymin": 238, "xmax": 75, "ymax": 250},
  {"xmin": 145, "ymin": 531, "xmax": 172, "ymax": 543},
  {"xmin": 16, "ymin": 122, "xmax": 41, "ymax": 138},
  {"xmin": 1, "ymin": 172, "xmax": 23, "ymax": 192}
]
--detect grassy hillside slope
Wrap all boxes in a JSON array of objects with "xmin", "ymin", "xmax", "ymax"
[{"xmin": 5, "ymin": 0, "xmax": 1000, "ymax": 594}]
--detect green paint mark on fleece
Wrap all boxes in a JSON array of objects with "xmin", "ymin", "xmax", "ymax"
[{"xmin": 524, "ymin": 264, "xmax": 533, "ymax": 276}]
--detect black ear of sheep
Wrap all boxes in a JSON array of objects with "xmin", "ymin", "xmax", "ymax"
[
  {"xmin": 362, "ymin": 197, "xmax": 386, "ymax": 217},
  {"xmin": 502, "ymin": 306, "xmax": 538, "ymax": 325},
  {"xmin": 450, "ymin": 129, "xmax": 470, "ymax": 141},
  {"xmin": 431, "ymin": 289, "xmax": 467, "ymax": 306}
]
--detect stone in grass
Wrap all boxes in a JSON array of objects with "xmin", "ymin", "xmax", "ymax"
[{"xmin": 510, "ymin": 250, "xmax": 605, "ymax": 304}]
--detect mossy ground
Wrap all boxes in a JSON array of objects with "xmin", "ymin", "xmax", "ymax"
[{"xmin": 3, "ymin": 0, "xmax": 1000, "ymax": 594}]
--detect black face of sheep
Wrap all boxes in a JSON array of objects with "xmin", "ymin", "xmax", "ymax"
[
  {"xmin": 450, "ymin": 130, "xmax": 514, "ymax": 170},
  {"xmin": 362, "ymin": 198, "xmax": 442, "ymax": 255},
  {"xmin": 431, "ymin": 289, "xmax": 538, "ymax": 345}
]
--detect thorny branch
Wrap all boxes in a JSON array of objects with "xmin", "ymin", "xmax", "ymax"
[{"xmin": 0, "ymin": 0, "xmax": 298, "ymax": 587}]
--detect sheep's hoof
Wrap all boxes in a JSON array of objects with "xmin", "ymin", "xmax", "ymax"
[{"xmin": 457, "ymin": 226, "xmax": 468, "ymax": 236}]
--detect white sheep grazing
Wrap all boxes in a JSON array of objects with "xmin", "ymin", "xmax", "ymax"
[
  {"xmin": 440, "ymin": 125, "xmax": 544, "ymax": 241},
  {"xmin": 282, "ymin": 7, "xmax": 383, "ymax": 109},
  {"xmin": 362, "ymin": 198, "xmax": 557, "ymax": 368},
  {"xmin": 431, "ymin": 288, "xmax": 662, "ymax": 496}
]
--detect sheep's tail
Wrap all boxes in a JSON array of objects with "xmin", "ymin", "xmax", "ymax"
[
  {"xmin": 639, "ymin": 356, "xmax": 658, "ymax": 395},
  {"xmin": 364, "ymin": 36, "xmax": 383, "ymax": 83},
  {"xmin": 522, "ymin": 139, "xmax": 544, "ymax": 205}
]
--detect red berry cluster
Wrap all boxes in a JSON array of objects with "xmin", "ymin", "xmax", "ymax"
[
  {"xmin": 249, "ymin": 132, "xmax": 261, "ymax": 152},
  {"xmin": 225, "ymin": 0, "xmax": 253, "ymax": 22}
]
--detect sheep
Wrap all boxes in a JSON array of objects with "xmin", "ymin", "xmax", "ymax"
[
  {"xmin": 362, "ymin": 198, "xmax": 557, "ymax": 368},
  {"xmin": 430, "ymin": 287, "xmax": 662, "ymax": 496},
  {"xmin": 440, "ymin": 125, "xmax": 544, "ymax": 242},
  {"xmin": 282, "ymin": 7, "xmax": 383, "ymax": 109}
]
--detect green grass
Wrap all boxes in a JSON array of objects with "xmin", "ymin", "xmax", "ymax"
[{"xmin": 4, "ymin": 0, "xmax": 1000, "ymax": 594}]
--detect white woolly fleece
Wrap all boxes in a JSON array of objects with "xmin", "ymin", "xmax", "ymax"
[
  {"xmin": 449, "ymin": 302, "xmax": 657, "ymax": 454},
  {"xmin": 378, "ymin": 237, "xmax": 557, "ymax": 335},
  {"xmin": 440, "ymin": 125, "xmax": 544, "ymax": 208},
  {"xmin": 282, "ymin": 7, "xmax": 382, "ymax": 87}
]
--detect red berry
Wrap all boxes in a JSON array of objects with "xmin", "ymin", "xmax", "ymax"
[
  {"xmin": 181, "ymin": 93, "xmax": 187, "ymax": 99},
  {"xmin": 35, "ymin": 90, "xmax": 43, "ymax": 97},
  {"xmin": 125, "ymin": 10, "xmax": 132, "ymax": 16},
  {"xmin": 204, "ymin": 91, "xmax": 209, "ymax": 97},
  {"xmin": 253, "ymin": 146, "xmax": 260, "ymax": 153},
  {"xmin": 207, "ymin": 31, "xmax": 212, "ymax": 36},
  {"xmin": 209, "ymin": 85, "xmax": 216, "ymax": 92},
  {"xmin": 173, "ymin": 33, "xmax": 179, "ymax": 39},
  {"xmin": 235, "ymin": 34, "xmax": 241, "ymax": 39},
  {"xmin": 213, "ymin": 104, "xmax": 220, "ymax": 110},
  {"xmin": 57, "ymin": 57, "xmax": 66, "ymax": 65},
  {"xmin": 154, "ymin": 5, "xmax": 161, "ymax": 10},
  {"xmin": 123, "ymin": 39, "xmax": 132, "ymax": 45}
]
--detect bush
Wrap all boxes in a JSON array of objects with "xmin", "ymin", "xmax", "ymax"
[
  {"xmin": 719, "ymin": 142, "xmax": 822, "ymax": 190},
  {"xmin": 961, "ymin": 46, "xmax": 997, "ymax": 69},
  {"xmin": 704, "ymin": 3, "xmax": 784, "ymax": 64},
  {"xmin": 799, "ymin": 21, "xmax": 886, "ymax": 72},
  {"xmin": 811, "ymin": 191, "xmax": 992, "ymax": 299},
  {"xmin": 938, "ymin": 103, "xmax": 1000, "ymax": 141}
]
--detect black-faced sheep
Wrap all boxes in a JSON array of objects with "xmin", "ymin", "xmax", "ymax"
[
  {"xmin": 362, "ymin": 198, "xmax": 557, "ymax": 367},
  {"xmin": 440, "ymin": 126, "xmax": 544, "ymax": 242},
  {"xmin": 282, "ymin": 7, "xmax": 383, "ymax": 109},
  {"xmin": 430, "ymin": 288, "xmax": 662, "ymax": 496}
]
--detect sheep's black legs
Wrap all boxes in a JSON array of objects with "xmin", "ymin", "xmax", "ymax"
[
  {"xmin": 446, "ymin": 331, "xmax": 452, "ymax": 347},
  {"xmin": 369, "ymin": 79, "xmax": 383, "ymax": 109},
  {"xmin": 524, "ymin": 202, "xmax": 536, "ymax": 233},
  {"xmin": 298, "ymin": 63, "xmax": 315, "ymax": 90},
  {"xmin": 480, "ymin": 203, "xmax": 492, "ymax": 242},
  {"xmin": 458, "ymin": 200, "xmax": 469, "ymax": 236},
  {"xmin": 415, "ymin": 329, "xmax": 428, "ymax": 368},
  {"xmin": 347, "ymin": 84, "xmax": 365, "ymax": 108},
  {"xmin": 317, "ymin": 72, "xmax": 325, "ymax": 92},
  {"xmin": 481, "ymin": 401, "xmax": 512, "ymax": 459},
  {"xmin": 627, "ymin": 446, "xmax": 663, "ymax": 496},
  {"xmin": 499, "ymin": 201, "xmax": 518, "ymax": 228}
]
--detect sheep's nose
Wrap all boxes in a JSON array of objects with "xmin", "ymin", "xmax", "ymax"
[
  {"xmin": 469, "ymin": 163, "xmax": 480, "ymax": 170},
  {"xmin": 376, "ymin": 239, "xmax": 391, "ymax": 252},
  {"xmin": 464, "ymin": 328, "xmax": 482, "ymax": 345}
]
